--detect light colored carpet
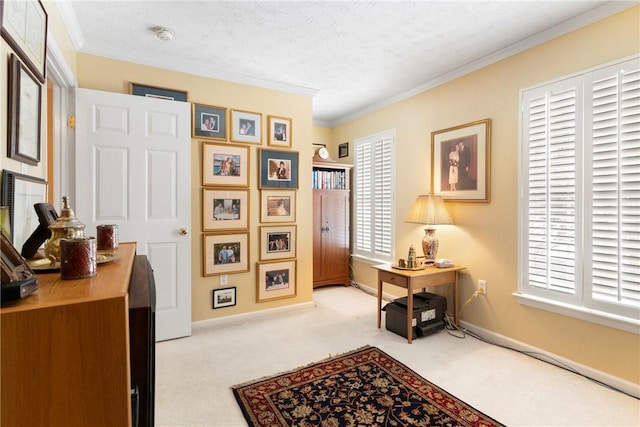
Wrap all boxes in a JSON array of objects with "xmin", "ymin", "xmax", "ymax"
[{"xmin": 155, "ymin": 285, "xmax": 639, "ymax": 426}]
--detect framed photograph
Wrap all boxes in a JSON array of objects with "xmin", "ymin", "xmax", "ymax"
[
  {"xmin": 431, "ymin": 118, "xmax": 491, "ymax": 202},
  {"xmin": 259, "ymin": 149, "xmax": 299, "ymax": 189},
  {"xmin": 260, "ymin": 190, "xmax": 296, "ymax": 223},
  {"xmin": 202, "ymin": 142, "xmax": 249, "ymax": 187},
  {"xmin": 1, "ymin": 0, "xmax": 48, "ymax": 83},
  {"xmin": 130, "ymin": 83, "xmax": 187, "ymax": 101},
  {"xmin": 1, "ymin": 170, "xmax": 47, "ymax": 252},
  {"xmin": 267, "ymin": 115, "xmax": 292, "ymax": 148},
  {"xmin": 231, "ymin": 109, "xmax": 262, "ymax": 144},
  {"xmin": 212, "ymin": 287, "xmax": 236, "ymax": 309},
  {"xmin": 7, "ymin": 54, "xmax": 42, "ymax": 166},
  {"xmin": 202, "ymin": 188, "xmax": 249, "ymax": 231},
  {"xmin": 339, "ymin": 142, "xmax": 349, "ymax": 158},
  {"xmin": 202, "ymin": 232, "xmax": 249, "ymax": 276},
  {"xmin": 256, "ymin": 259, "xmax": 297, "ymax": 302},
  {"xmin": 193, "ymin": 103, "xmax": 228, "ymax": 140},
  {"xmin": 259, "ymin": 225, "xmax": 297, "ymax": 261}
]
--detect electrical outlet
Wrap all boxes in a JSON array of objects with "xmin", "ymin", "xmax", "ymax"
[
  {"xmin": 220, "ymin": 275, "xmax": 228, "ymax": 286},
  {"xmin": 478, "ymin": 279, "xmax": 487, "ymax": 295}
]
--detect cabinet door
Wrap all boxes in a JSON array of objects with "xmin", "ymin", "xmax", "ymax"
[
  {"xmin": 313, "ymin": 191, "xmax": 324, "ymax": 283},
  {"xmin": 319, "ymin": 191, "xmax": 350, "ymax": 283}
]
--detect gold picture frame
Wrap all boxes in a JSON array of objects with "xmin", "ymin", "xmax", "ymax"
[
  {"xmin": 231, "ymin": 109, "xmax": 262, "ymax": 144},
  {"xmin": 267, "ymin": 115, "xmax": 292, "ymax": 148},
  {"xmin": 260, "ymin": 190, "xmax": 296, "ymax": 223},
  {"xmin": 202, "ymin": 188, "xmax": 249, "ymax": 231},
  {"xmin": 431, "ymin": 118, "xmax": 491, "ymax": 202},
  {"xmin": 202, "ymin": 232, "xmax": 249, "ymax": 276},
  {"xmin": 202, "ymin": 142, "xmax": 249, "ymax": 187},
  {"xmin": 259, "ymin": 225, "xmax": 296, "ymax": 261},
  {"xmin": 256, "ymin": 259, "xmax": 297, "ymax": 302}
]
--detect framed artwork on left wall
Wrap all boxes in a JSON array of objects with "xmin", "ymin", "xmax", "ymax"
[{"xmin": 7, "ymin": 54, "xmax": 42, "ymax": 166}]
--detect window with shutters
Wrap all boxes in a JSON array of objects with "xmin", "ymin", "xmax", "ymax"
[
  {"xmin": 517, "ymin": 56, "xmax": 640, "ymax": 333},
  {"xmin": 353, "ymin": 130, "xmax": 395, "ymax": 263}
]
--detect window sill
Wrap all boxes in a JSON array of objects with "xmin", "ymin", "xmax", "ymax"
[
  {"xmin": 350, "ymin": 254, "xmax": 393, "ymax": 266},
  {"xmin": 513, "ymin": 293, "xmax": 640, "ymax": 335}
]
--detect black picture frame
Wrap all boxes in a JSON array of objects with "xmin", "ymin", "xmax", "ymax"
[
  {"xmin": 193, "ymin": 103, "xmax": 228, "ymax": 140},
  {"xmin": 212, "ymin": 286, "xmax": 237, "ymax": 309},
  {"xmin": 8, "ymin": 54, "xmax": 42, "ymax": 165},
  {"xmin": 339, "ymin": 142, "xmax": 349, "ymax": 158},
  {"xmin": 1, "ymin": 170, "xmax": 47, "ymax": 250},
  {"xmin": 1, "ymin": 0, "xmax": 48, "ymax": 83},
  {"xmin": 259, "ymin": 149, "xmax": 299, "ymax": 189},
  {"xmin": 130, "ymin": 82, "xmax": 188, "ymax": 102}
]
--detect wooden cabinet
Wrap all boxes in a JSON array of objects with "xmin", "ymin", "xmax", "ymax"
[
  {"xmin": 0, "ymin": 242, "xmax": 154, "ymax": 427},
  {"xmin": 313, "ymin": 161, "xmax": 352, "ymax": 288}
]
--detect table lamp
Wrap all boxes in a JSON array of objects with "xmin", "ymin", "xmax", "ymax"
[{"xmin": 405, "ymin": 195, "xmax": 453, "ymax": 264}]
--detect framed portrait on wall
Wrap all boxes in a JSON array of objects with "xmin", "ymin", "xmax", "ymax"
[
  {"xmin": 431, "ymin": 118, "xmax": 491, "ymax": 202},
  {"xmin": 202, "ymin": 142, "xmax": 249, "ymax": 187},
  {"xmin": 260, "ymin": 189, "xmax": 296, "ymax": 223},
  {"xmin": 259, "ymin": 225, "xmax": 296, "ymax": 261},
  {"xmin": 258, "ymin": 149, "xmax": 299, "ymax": 189},
  {"xmin": 267, "ymin": 115, "xmax": 292, "ymax": 148},
  {"xmin": 202, "ymin": 188, "xmax": 249, "ymax": 231},
  {"xmin": 256, "ymin": 259, "xmax": 297, "ymax": 302},
  {"xmin": 231, "ymin": 109, "xmax": 262, "ymax": 144},
  {"xmin": 202, "ymin": 232, "xmax": 249, "ymax": 276},
  {"xmin": 193, "ymin": 103, "xmax": 228, "ymax": 140}
]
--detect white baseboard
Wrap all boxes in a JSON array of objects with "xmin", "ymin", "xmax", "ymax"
[
  {"xmin": 354, "ymin": 279, "xmax": 639, "ymax": 399},
  {"xmin": 192, "ymin": 300, "xmax": 316, "ymax": 330},
  {"xmin": 460, "ymin": 320, "xmax": 640, "ymax": 399}
]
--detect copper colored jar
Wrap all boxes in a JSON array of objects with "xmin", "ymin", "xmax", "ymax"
[
  {"xmin": 60, "ymin": 238, "xmax": 97, "ymax": 280},
  {"xmin": 96, "ymin": 224, "xmax": 119, "ymax": 252}
]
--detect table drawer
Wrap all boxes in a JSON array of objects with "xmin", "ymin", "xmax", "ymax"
[{"xmin": 379, "ymin": 270, "xmax": 408, "ymax": 288}]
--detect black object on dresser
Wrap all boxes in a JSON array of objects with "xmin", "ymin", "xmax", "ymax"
[{"xmin": 129, "ymin": 255, "xmax": 156, "ymax": 427}]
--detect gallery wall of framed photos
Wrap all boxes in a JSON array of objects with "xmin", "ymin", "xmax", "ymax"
[{"xmin": 196, "ymin": 102, "xmax": 302, "ymax": 308}]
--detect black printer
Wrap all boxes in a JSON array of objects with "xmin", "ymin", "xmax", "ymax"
[{"xmin": 383, "ymin": 292, "xmax": 447, "ymax": 340}]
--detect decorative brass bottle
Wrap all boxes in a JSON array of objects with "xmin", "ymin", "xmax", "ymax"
[{"xmin": 44, "ymin": 196, "xmax": 86, "ymax": 265}]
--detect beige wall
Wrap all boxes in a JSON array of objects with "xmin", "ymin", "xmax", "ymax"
[
  {"xmin": 75, "ymin": 54, "xmax": 315, "ymax": 321},
  {"xmin": 331, "ymin": 6, "xmax": 640, "ymax": 385}
]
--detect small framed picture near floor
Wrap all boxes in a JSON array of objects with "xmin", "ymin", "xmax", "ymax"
[
  {"xmin": 259, "ymin": 225, "xmax": 296, "ymax": 261},
  {"xmin": 193, "ymin": 103, "xmax": 228, "ymax": 140},
  {"xmin": 256, "ymin": 259, "xmax": 297, "ymax": 302},
  {"xmin": 212, "ymin": 287, "xmax": 236, "ymax": 309},
  {"xmin": 202, "ymin": 232, "xmax": 249, "ymax": 276}
]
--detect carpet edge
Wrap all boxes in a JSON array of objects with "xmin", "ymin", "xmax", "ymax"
[{"xmin": 230, "ymin": 344, "xmax": 373, "ymax": 390}]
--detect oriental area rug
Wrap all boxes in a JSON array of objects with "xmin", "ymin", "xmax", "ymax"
[{"xmin": 232, "ymin": 345, "xmax": 505, "ymax": 427}]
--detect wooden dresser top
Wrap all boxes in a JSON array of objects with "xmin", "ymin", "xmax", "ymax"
[{"xmin": 1, "ymin": 242, "xmax": 136, "ymax": 314}]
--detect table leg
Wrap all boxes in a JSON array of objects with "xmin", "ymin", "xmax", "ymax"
[
  {"xmin": 406, "ymin": 281, "xmax": 413, "ymax": 344},
  {"xmin": 453, "ymin": 271, "xmax": 459, "ymax": 326},
  {"xmin": 377, "ymin": 278, "xmax": 382, "ymax": 329}
]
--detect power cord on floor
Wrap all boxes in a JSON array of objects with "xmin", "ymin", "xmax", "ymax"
[{"xmin": 445, "ymin": 293, "xmax": 639, "ymax": 400}]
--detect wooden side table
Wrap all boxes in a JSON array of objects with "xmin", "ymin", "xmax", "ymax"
[{"xmin": 373, "ymin": 263, "xmax": 465, "ymax": 343}]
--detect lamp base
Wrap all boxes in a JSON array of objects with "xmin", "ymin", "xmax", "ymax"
[{"xmin": 421, "ymin": 227, "xmax": 439, "ymax": 264}]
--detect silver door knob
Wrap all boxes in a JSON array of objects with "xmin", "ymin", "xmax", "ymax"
[{"xmin": 179, "ymin": 228, "xmax": 188, "ymax": 235}]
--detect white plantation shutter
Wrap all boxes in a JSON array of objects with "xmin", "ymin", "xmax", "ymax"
[
  {"xmin": 354, "ymin": 130, "xmax": 394, "ymax": 262},
  {"xmin": 585, "ymin": 60, "xmax": 640, "ymax": 318},
  {"xmin": 519, "ymin": 56, "xmax": 640, "ymax": 327}
]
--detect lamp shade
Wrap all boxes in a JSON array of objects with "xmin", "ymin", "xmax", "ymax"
[{"xmin": 405, "ymin": 195, "xmax": 453, "ymax": 225}]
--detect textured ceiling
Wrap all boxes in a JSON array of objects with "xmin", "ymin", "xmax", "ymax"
[{"xmin": 58, "ymin": 1, "xmax": 633, "ymax": 126}]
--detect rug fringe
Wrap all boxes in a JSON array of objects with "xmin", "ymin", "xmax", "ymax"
[{"xmin": 231, "ymin": 344, "xmax": 373, "ymax": 390}]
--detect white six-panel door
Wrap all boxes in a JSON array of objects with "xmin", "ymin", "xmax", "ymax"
[{"xmin": 75, "ymin": 88, "xmax": 191, "ymax": 341}]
